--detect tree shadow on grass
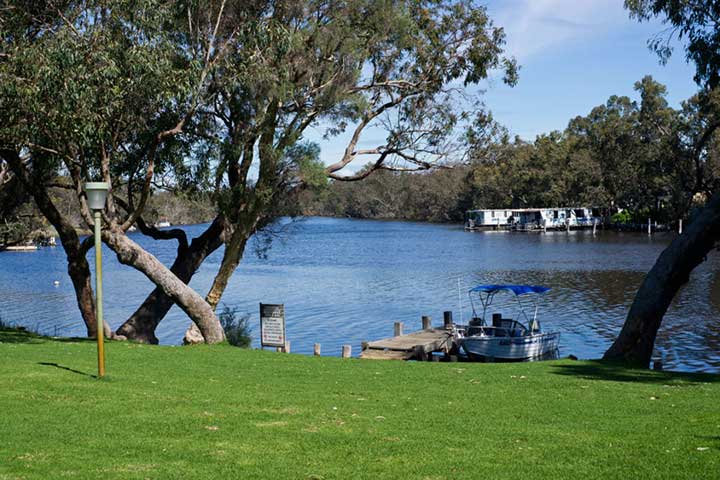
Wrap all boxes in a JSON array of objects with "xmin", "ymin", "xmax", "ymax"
[
  {"xmin": 38, "ymin": 362, "xmax": 97, "ymax": 379},
  {"xmin": 0, "ymin": 327, "xmax": 93, "ymax": 344},
  {"xmin": 551, "ymin": 360, "xmax": 720, "ymax": 385},
  {"xmin": 0, "ymin": 327, "xmax": 46, "ymax": 344}
]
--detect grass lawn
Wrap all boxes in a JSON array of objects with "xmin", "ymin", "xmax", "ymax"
[{"xmin": 1, "ymin": 327, "xmax": 718, "ymax": 479}]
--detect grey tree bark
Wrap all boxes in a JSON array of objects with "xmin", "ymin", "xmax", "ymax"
[
  {"xmin": 115, "ymin": 216, "xmax": 226, "ymax": 343},
  {"xmin": 103, "ymin": 228, "xmax": 226, "ymax": 343}
]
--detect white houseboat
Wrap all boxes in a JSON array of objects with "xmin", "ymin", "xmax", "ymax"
[{"xmin": 466, "ymin": 207, "xmax": 601, "ymax": 231}]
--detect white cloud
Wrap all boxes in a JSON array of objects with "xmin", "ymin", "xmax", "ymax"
[{"xmin": 485, "ymin": 0, "xmax": 629, "ymax": 61}]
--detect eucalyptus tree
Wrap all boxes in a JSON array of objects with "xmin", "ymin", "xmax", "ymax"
[
  {"xmin": 603, "ymin": 0, "xmax": 720, "ymax": 366},
  {"xmin": 117, "ymin": 0, "xmax": 519, "ymax": 343},
  {"xmin": 0, "ymin": 0, "xmax": 233, "ymax": 341}
]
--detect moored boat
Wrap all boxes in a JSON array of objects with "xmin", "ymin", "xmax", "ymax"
[{"xmin": 454, "ymin": 284, "xmax": 560, "ymax": 361}]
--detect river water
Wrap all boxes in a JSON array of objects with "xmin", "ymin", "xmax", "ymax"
[{"xmin": 1, "ymin": 217, "xmax": 718, "ymax": 372}]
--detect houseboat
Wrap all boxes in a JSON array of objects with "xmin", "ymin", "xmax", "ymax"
[{"xmin": 466, "ymin": 207, "xmax": 602, "ymax": 231}]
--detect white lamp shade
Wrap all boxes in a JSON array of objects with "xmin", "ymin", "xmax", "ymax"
[{"xmin": 84, "ymin": 182, "xmax": 109, "ymax": 211}]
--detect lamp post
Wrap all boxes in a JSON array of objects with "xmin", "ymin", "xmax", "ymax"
[{"xmin": 85, "ymin": 182, "xmax": 109, "ymax": 378}]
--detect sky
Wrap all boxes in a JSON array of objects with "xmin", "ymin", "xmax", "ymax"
[{"xmin": 305, "ymin": 0, "xmax": 700, "ymax": 172}]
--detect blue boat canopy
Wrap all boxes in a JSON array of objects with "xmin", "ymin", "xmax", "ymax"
[{"xmin": 469, "ymin": 284, "xmax": 550, "ymax": 296}]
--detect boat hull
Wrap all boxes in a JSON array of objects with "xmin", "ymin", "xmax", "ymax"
[{"xmin": 460, "ymin": 332, "xmax": 560, "ymax": 360}]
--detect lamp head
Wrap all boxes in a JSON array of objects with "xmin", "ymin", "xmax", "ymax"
[{"xmin": 84, "ymin": 182, "xmax": 109, "ymax": 211}]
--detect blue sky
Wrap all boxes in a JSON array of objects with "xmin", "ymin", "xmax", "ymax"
[{"xmin": 305, "ymin": 0, "xmax": 699, "ymax": 172}]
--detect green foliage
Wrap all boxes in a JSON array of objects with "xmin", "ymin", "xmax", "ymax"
[
  {"xmin": 303, "ymin": 166, "xmax": 472, "ymax": 222},
  {"xmin": 625, "ymin": 0, "xmax": 720, "ymax": 89},
  {"xmin": 0, "ymin": 218, "xmax": 30, "ymax": 245},
  {"xmin": 0, "ymin": 335, "xmax": 718, "ymax": 478},
  {"xmin": 611, "ymin": 210, "xmax": 633, "ymax": 224},
  {"xmin": 218, "ymin": 305, "xmax": 251, "ymax": 348},
  {"xmin": 468, "ymin": 76, "xmax": 689, "ymax": 218},
  {"xmin": 144, "ymin": 191, "xmax": 216, "ymax": 226},
  {"xmin": 291, "ymin": 143, "xmax": 327, "ymax": 191}
]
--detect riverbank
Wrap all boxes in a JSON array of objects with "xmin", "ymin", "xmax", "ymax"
[{"xmin": 1, "ymin": 327, "xmax": 718, "ymax": 479}]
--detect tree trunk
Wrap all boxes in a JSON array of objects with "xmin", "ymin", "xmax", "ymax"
[
  {"xmin": 66, "ymin": 245, "xmax": 109, "ymax": 338},
  {"xmin": 205, "ymin": 221, "xmax": 254, "ymax": 309},
  {"xmin": 115, "ymin": 217, "xmax": 225, "ymax": 343},
  {"xmin": 603, "ymin": 191, "xmax": 720, "ymax": 367},
  {"xmin": 1, "ymin": 150, "xmax": 109, "ymax": 338},
  {"xmin": 102, "ymin": 228, "xmax": 226, "ymax": 343}
]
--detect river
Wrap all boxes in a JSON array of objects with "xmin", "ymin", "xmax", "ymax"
[{"xmin": 1, "ymin": 217, "xmax": 718, "ymax": 372}]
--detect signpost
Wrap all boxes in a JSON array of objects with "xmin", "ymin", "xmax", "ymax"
[{"xmin": 260, "ymin": 303, "xmax": 285, "ymax": 349}]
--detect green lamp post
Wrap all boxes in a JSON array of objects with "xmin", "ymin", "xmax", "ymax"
[{"xmin": 85, "ymin": 182, "xmax": 109, "ymax": 378}]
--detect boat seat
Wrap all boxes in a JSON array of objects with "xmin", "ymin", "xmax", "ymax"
[{"xmin": 467, "ymin": 326, "xmax": 484, "ymax": 336}]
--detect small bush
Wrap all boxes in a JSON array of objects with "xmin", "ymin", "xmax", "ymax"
[
  {"xmin": 218, "ymin": 305, "xmax": 252, "ymax": 348},
  {"xmin": 611, "ymin": 210, "xmax": 632, "ymax": 223}
]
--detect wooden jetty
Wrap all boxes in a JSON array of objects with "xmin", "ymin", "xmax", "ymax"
[{"xmin": 360, "ymin": 313, "xmax": 456, "ymax": 361}]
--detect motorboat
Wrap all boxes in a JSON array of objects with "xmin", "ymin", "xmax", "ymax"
[{"xmin": 455, "ymin": 284, "xmax": 560, "ymax": 361}]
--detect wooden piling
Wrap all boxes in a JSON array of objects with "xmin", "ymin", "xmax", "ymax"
[
  {"xmin": 648, "ymin": 218, "xmax": 652, "ymax": 235},
  {"xmin": 679, "ymin": 219, "xmax": 683, "ymax": 234},
  {"xmin": 422, "ymin": 315, "xmax": 432, "ymax": 330},
  {"xmin": 592, "ymin": 218, "xmax": 597, "ymax": 236},
  {"xmin": 342, "ymin": 344, "xmax": 352, "ymax": 358},
  {"xmin": 313, "ymin": 343, "xmax": 321, "ymax": 356},
  {"xmin": 394, "ymin": 321, "xmax": 404, "ymax": 337},
  {"xmin": 566, "ymin": 218, "xmax": 570, "ymax": 233},
  {"xmin": 443, "ymin": 311, "xmax": 453, "ymax": 329}
]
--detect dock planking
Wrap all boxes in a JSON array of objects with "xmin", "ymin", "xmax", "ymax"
[{"xmin": 360, "ymin": 327, "xmax": 454, "ymax": 361}]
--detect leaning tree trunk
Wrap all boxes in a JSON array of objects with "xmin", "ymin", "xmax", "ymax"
[
  {"xmin": 115, "ymin": 217, "xmax": 225, "ymax": 343},
  {"xmin": 603, "ymin": 191, "xmax": 720, "ymax": 367},
  {"xmin": 181, "ymin": 213, "xmax": 262, "ymax": 344},
  {"xmin": 102, "ymin": 229, "xmax": 226, "ymax": 343},
  {"xmin": 205, "ymin": 224, "xmax": 253, "ymax": 310}
]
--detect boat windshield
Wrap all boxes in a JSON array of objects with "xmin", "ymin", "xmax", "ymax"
[{"xmin": 467, "ymin": 284, "xmax": 550, "ymax": 328}]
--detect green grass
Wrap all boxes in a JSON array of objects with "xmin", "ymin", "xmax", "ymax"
[{"xmin": 1, "ymin": 327, "xmax": 718, "ymax": 479}]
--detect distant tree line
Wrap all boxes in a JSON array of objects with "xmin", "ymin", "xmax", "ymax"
[{"xmin": 300, "ymin": 76, "xmax": 720, "ymax": 225}]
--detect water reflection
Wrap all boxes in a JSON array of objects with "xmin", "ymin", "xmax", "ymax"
[{"xmin": 0, "ymin": 217, "xmax": 718, "ymax": 372}]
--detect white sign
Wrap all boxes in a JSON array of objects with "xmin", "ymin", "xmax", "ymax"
[{"xmin": 260, "ymin": 303, "xmax": 285, "ymax": 347}]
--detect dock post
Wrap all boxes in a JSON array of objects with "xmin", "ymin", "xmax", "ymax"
[
  {"xmin": 592, "ymin": 219, "xmax": 597, "ymax": 236},
  {"xmin": 314, "ymin": 343, "xmax": 321, "ymax": 356},
  {"xmin": 648, "ymin": 218, "xmax": 651, "ymax": 235},
  {"xmin": 394, "ymin": 321, "xmax": 404, "ymax": 337},
  {"xmin": 342, "ymin": 344, "xmax": 352, "ymax": 358},
  {"xmin": 413, "ymin": 345, "xmax": 428, "ymax": 361},
  {"xmin": 443, "ymin": 311, "xmax": 453, "ymax": 329},
  {"xmin": 422, "ymin": 315, "xmax": 432, "ymax": 330},
  {"xmin": 679, "ymin": 219, "xmax": 683, "ymax": 234},
  {"xmin": 566, "ymin": 218, "xmax": 570, "ymax": 233}
]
